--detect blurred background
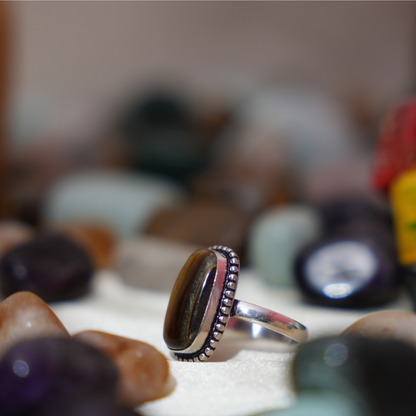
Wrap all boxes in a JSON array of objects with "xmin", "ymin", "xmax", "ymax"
[{"xmin": 0, "ymin": 1, "xmax": 416, "ymax": 293}]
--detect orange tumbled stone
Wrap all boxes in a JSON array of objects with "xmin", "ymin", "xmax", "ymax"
[
  {"xmin": 0, "ymin": 291, "xmax": 70, "ymax": 357},
  {"xmin": 73, "ymin": 330, "xmax": 175, "ymax": 406},
  {"xmin": 54, "ymin": 223, "xmax": 115, "ymax": 269}
]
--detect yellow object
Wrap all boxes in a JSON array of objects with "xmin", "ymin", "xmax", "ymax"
[{"xmin": 390, "ymin": 168, "xmax": 416, "ymax": 265}]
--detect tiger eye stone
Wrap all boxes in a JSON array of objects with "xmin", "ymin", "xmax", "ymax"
[{"xmin": 164, "ymin": 249, "xmax": 217, "ymax": 350}]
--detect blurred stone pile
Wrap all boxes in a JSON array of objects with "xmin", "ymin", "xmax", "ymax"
[{"xmin": 0, "ymin": 82, "xmax": 399, "ymax": 305}]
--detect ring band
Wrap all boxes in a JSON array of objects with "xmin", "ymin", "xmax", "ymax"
[
  {"xmin": 163, "ymin": 245, "xmax": 308, "ymax": 362},
  {"xmin": 231, "ymin": 300, "xmax": 308, "ymax": 343}
]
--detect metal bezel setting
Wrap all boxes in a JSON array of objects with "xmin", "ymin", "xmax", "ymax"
[{"xmin": 172, "ymin": 245, "xmax": 240, "ymax": 362}]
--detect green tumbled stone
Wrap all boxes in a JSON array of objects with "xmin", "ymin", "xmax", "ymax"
[
  {"xmin": 164, "ymin": 249, "xmax": 217, "ymax": 350},
  {"xmin": 248, "ymin": 205, "xmax": 321, "ymax": 286},
  {"xmin": 257, "ymin": 391, "xmax": 367, "ymax": 416},
  {"xmin": 293, "ymin": 336, "xmax": 416, "ymax": 416}
]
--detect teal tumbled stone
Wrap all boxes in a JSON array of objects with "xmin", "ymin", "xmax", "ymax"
[
  {"xmin": 257, "ymin": 391, "xmax": 368, "ymax": 416},
  {"xmin": 248, "ymin": 205, "xmax": 321, "ymax": 286},
  {"xmin": 293, "ymin": 336, "xmax": 416, "ymax": 416},
  {"xmin": 43, "ymin": 170, "xmax": 186, "ymax": 238}
]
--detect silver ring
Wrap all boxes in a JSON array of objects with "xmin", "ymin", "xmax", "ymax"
[{"xmin": 163, "ymin": 245, "xmax": 308, "ymax": 362}]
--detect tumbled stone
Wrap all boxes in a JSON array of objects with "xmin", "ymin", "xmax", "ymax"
[
  {"xmin": 164, "ymin": 249, "xmax": 217, "ymax": 350},
  {"xmin": 0, "ymin": 220, "xmax": 35, "ymax": 258},
  {"xmin": 258, "ymin": 391, "xmax": 367, "ymax": 416},
  {"xmin": 0, "ymin": 233, "xmax": 94, "ymax": 301},
  {"xmin": 73, "ymin": 330, "xmax": 175, "ymax": 406},
  {"xmin": 118, "ymin": 90, "xmax": 207, "ymax": 183},
  {"xmin": 293, "ymin": 336, "xmax": 416, "ymax": 416},
  {"xmin": 0, "ymin": 337, "xmax": 119, "ymax": 415},
  {"xmin": 113, "ymin": 236, "xmax": 200, "ymax": 291},
  {"xmin": 190, "ymin": 160, "xmax": 292, "ymax": 213},
  {"xmin": 145, "ymin": 201, "xmax": 250, "ymax": 256},
  {"xmin": 342, "ymin": 310, "xmax": 416, "ymax": 349},
  {"xmin": 43, "ymin": 170, "xmax": 186, "ymax": 238},
  {"xmin": 390, "ymin": 168, "xmax": 416, "ymax": 266},
  {"xmin": 35, "ymin": 397, "xmax": 141, "ymax": 416},
  {"xmin": 0, "ymin": 291, "xmax": 69, "ymax": 358},
  {"xmin": 315, "ymin": 197, "xmax": 392, "ymax": 233},
  {"xmin": 54, "ymin": 223, "xmax": 115, "ymax": 269},
  {"xmin": 372, "ymin": 98, "xmax": 416, "ymax": 192},
  {"xmin": 248, "ymin": 205, "xmax": 321, "ymax": 286},
  {"xmin": 294, "ymin": 227, "xmax": 402, "ymax": 308}
]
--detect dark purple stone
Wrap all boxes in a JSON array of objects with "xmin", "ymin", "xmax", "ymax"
[
  {"xmin": 0, "ymin": 233, "xmax": 94, "ymax": 301},
  {"xmin": 0, "ymin": 337, "xmax": 118, "ymax": 415},
  {"xmin": 294, "ymin": 227, "xmax": 403, "ymax": 308},
  {"xmin": 34, "ymin": 397, "xmax": 139, "ymax": 416},
  {"xmin": 315, "ymin": 197, "xmax": 393, "ymax": 233}
]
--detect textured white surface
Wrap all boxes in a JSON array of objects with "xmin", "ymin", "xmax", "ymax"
[{"xmin": 50, "ymin": 269, "xmax": 412, "ymax": 416}]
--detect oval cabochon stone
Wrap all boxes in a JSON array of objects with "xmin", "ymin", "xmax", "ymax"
[{"xmin": 164, "ymin": 249, "xmax": 217, "ymax": 350}]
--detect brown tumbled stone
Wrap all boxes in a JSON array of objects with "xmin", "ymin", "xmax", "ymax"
[
  {"xmin": 0, "ymin": 291, "xmax": 70, "ymax": 357},
  {"xmin": 342, "ymin": 310, "xmax": 416, "ymax": 349},
  {"xmin": 163, "ymin": 249, "xmax": 217, "ymax": 351},
  {"xmin": 73, "ymin": 330, "xmax": 175, "ymax": 406},
  {"xmin": 144, "ymin": 201, "xmax": 250, "ymax": 256},
  {"xmin": 54, "ymin": 223, "xmax": 115, "ymax": 269}
]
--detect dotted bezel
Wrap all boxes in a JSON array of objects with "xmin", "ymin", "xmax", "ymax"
[{"xmin": 173, "ymin": 245, "xmax": 240, "ymax": 362}]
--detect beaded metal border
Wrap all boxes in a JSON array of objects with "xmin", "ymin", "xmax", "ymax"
[{"xmin": 174, "ymin": 245, "xmax": 240, "ymax": 362}]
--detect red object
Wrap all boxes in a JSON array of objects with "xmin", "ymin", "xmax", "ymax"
[{"xmin": 372, "ymin": 98, "xmax": 416, "ymax": 191}]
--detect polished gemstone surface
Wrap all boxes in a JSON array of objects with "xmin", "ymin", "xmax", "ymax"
[
  {"xmin": 74, "ymin": 330, "xmax": 175, "ymax": 406},
  {"xmin": 36, "ymin": 397, "xmax": 140, "ymax": 416},
  {"xmin": 248, "ymin": 205, "xmax": 321, "ymax": 286},
  {"xmin": 113, "ymin": 236, "xmax": 199, "ymax": 291},
  {"xmin": 164, "ymin": 249, "xmax": 217, "ymax": 350},
  {"xmin": 294, "ymin": 228, "xmax": 402, "ymax": 308},
  {"xmin": 145, "ymin": 201, "xmax": 250, "ymax": 256},
  {"xmin": 316, "ymin": 197, "xmax": 392, "ymax": 233},
  {"xmin": 0, "ymin": 233, "xmax": 94, "ymax": 301},
  {"xmin": 57, "ymin": 223, "xmax": 115, "ymax": 269},
  {"xmin": 0, "ymin": 291, "xmax": 70, "ymax": 359},
  {"xmin": 43, "ymin": 170, "xmax": 186, "ymax": 238},
  {"xmin": 293, "ymin": 336, "xmax": 416, "ymax": 416},
  {"xmin": 258, "ymin": 391, "xmax": 366, "ymax": 416},
  {"xmin": 342, "ymin": 310, "xmax": 416, "ymax": 349},
  {"xmin": 119, "ymin": 91, "xmax": 207, "ymax": 183},
  {"xmin": 0, "ymin": 337, "xmax": 118, "ymax": 415}
]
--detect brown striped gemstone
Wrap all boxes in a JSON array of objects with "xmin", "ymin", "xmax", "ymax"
[{"xmin": 164, "ymin": 249, "xmax": 217, "ymax": 350}]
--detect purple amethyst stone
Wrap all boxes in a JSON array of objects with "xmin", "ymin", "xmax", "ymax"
[
  {"xmin": 0, "ymin": 233, "xmax": 94, "ymax": 301},
  {"xmin": 35, "ymin": 397, "xmax": 140, "ymax": 416},
  {"xmin": 0, "ymin": 337, "xmax": 119, "ymax": 415}
]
